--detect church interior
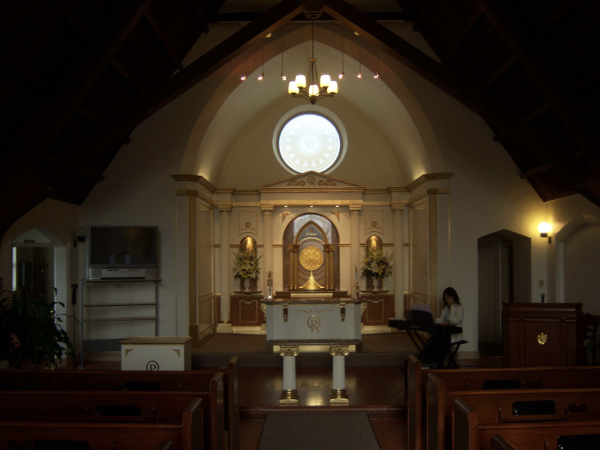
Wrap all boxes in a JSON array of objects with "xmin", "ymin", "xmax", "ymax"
[{"xmin": 2, "ymin": 0, "xmax": 600, "ymax": 449}]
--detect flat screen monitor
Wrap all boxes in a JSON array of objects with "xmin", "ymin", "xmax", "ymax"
[{"xmin": 87, "ymin": 226, "xmax": 158, "ymax": 269}]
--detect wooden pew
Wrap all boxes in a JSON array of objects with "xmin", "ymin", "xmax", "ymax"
[
  {"xmin": 406, "ymin": 355, "xmax": 600, "ymax": 450},
  {"xmin": 0, "ymin": 391, "xmax": 206, "ymax": 424},
  {"xmin": 158, "ymin": 443, "xmax": 174, "ymax": 450},
  {"xmin": 1, "ymin": 372, "xmax": 225, "ymax": 450},
  {"xmin": 489, "ymin": 435, "xmax": 517, "ymax": 450},
  {"xmin": 429, "ymin": 373, "xmax": 600, "ymax": 450},
  {"xmin": 0, "ymin": 359, "xmax": 239, "ymax": 450},
  {"xmin": 454, "ymin": 398, "xmax": 600, "ymax": 450},
  {"xmin": 0, "ymin": 397, "xmax": 202, "ymax": 450}
]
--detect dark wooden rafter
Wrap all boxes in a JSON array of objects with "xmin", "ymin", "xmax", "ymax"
[
  {"xmin": 190, "ymin": 0, "xmax": 210, "ymax": 33},
  {"xmin": 519, "ymin": 164, "xmax": 553, "ymax": 179},
  {"xmin": 36, "ymin": 0, "xmax": 154, "ymax": 145},
  {"xmin": 443, "ymin": 7, "xmax": 482, "ymax": 62},
  {"xmin": 320, "ymin": 0, "xmax": 582, "ymax": 180},
  {"xmin": 413, "ymin": 0, "xmax": 434, "ymax": 32},
  {"xmin": 144, "ymin": 11, "xmax": 184, "ymax": 70},
  {"xmin": 540, "ymin": 1, "xmax": 574, "ymax": 35},
  {"xmin": 212, "ymin": 11, "xmax": 414, "ymax": 22},
  {"xmin": 521, "ymin": 103, "xmax": 551, "ymax": 123},
  {"xmin": 76, "ymin": 106, "xmax": 106, "ymax": 126},
  {"xmin": 477, "ymin": 56, "xmax": 515, "ymax": 93},
  {"xmin": 0, "ymin": 0, "xmax": 74, "ymax": 29},
  {"xmin": 111, "ymin": 58, "xmax": 149, "ymax": 97},
  {"xmin": 76, "ymin": 166, "xmax": 105, "ymax": 182},
  {"xmin": 0, "ymin": 60, "xmax": 51, "ymax": 92},
  {"xmin": 61, "ymin": 9, "xmax": 91, "ymax": 39},
  {"xmin": 43, "ymin": 0, "xmax": 309, "ymax": 181},
  {"xmin": 474, "ymin": 0, "xmax": 597, "ymax": 157}
]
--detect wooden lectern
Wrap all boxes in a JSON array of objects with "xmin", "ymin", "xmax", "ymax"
[{"xmin": 502, "ymin": 303, "xmax": 584, "ymax": 367}]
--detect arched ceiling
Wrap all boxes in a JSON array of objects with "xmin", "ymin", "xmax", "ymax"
[
  {"xmin": 2, "ymin": 0, "xmax": 600, "ymax": 238},
  {"xmin": 182, "ymin": 25, "xmax": 440, "ymax": 187}
]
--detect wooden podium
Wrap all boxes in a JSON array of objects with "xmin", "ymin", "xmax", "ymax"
[{"xmin": 502, "ymin": 303, "xmax": 584, "ymax": 367}]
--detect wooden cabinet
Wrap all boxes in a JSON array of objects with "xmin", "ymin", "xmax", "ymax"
[
  {"xmin": 361, "ymin": 292, "xmax": 395, "ymax": 326},
  {"xmin": 502, "ymin": 303, "xmax": 584, "ymax": 367},
  {"xmin": 230, "ymin": 293, "xmax": 265, "ymax": 327}
]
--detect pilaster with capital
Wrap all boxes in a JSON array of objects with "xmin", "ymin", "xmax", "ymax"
[
  {"xmin": 349, "ymin": 205, "xmax": 362, "ymax": 287},
  {"xmin": 392, "ymin": 202, "xmax": 405, "ymax": 315},
  {"xmin": 218, "ymin": 203, "xmax": 232, "ymax": 322},
  {"xmin": 262, "ymin": 205, "xmax": 274, "ymax": 294}
]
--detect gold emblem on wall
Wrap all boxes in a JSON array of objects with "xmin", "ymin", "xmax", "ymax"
[
  {"xmin": 245, "ymin": 222, "xmax": 251, "ymax": 228},
  {"xmin": 331, "ymin": 212, "xmax": 340, "ymax": 221},
  {"xmin": 282, "ymin": 212, "xmax": 292, "ymax": 222},
  {"xmin": 537, "ymin": 333, "xmax": 548, "ymax": 345},
  {"xmin": 299, "ymin": 246, "xmax": 324, "ymax": 270}
]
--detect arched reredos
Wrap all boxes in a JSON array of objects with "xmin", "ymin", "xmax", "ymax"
[
  {"xmin": 283, "ymin": 212, "xmax": 339, "ymax": 246},
  {"xmin": 180, "ymin": 24, "xmax": 444, "ymax": 185}
]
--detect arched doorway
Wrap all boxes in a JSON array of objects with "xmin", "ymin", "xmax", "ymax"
[
  {"xmin": 282, "ymin": 214, "xmax": 340, "ymax": 291},
  {"xmin": 477, "ymin": 229, "xmax": 531, "ymax": 355}
]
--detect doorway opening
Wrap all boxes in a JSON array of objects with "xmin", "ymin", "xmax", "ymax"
[{"xmin": 477, "ymin": 230, "xmax": 531, "ymax": 357}]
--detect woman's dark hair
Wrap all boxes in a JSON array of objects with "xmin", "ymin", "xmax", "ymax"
[{"xmin": 442, "ymin": 287, "xmax": 460, "ymax": 308}]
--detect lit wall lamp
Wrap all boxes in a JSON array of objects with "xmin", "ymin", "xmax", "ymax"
[{"xmin": 538, "ymin": 222, "xmax": 552, "ymax": 244}]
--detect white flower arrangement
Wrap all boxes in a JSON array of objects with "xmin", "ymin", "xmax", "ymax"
[{"xmin": 232, "ymin": 250, "xmax": 261, "ymax": 280}]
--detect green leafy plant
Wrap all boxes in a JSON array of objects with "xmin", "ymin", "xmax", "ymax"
[
  {"xmin": 232, "ymin": 250, "xmax": 262, "ymax": 280},
  {"xmin": 2, "ymin": 289, "xmax": 74, "ymax": 369},
  {"xmin": 361, "ymin": 248, "xmax": 394, "ymax": 280}
]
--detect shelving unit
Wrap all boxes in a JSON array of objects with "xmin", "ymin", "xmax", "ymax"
[{"xmin": 80, "ymin": 278, "xmax": 161, "ymax": 361}]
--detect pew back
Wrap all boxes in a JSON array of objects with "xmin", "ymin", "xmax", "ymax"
[{"xmin": 0, "ymin": 397, "xmax": 203, "ymax": 450}]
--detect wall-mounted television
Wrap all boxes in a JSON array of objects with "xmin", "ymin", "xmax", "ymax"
[{"xmin": 86, "ymin": 226, "xmax": 158, "ymax": 279}]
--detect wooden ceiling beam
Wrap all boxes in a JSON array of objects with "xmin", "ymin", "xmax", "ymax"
[
  {"xmin": 412, "ymin": 0, "xmax": 434, "ymax": 32},
  {"xmin": 43, "ymin": 0, "xmax": 308, "ymax": 180},
  {"xmin": 190, "ymin": 0, "xmax": 210, "ymax": 33},
  {"xmin": 144, "ymin": 12, "xmax": 184, "ymax": 70},
  {"xmin": 474, "ymin": 0, "xmax": 597, "ymax": 156},
  {"xmin": 61, "ymin": 9, "xmax": 92, "ymax": 39},
  {"xmin": 444, "ymin": 7, "xmax": 482, "ymax": 63},
  {"xmin": 212, "ymin": 11, "xmax": 414, "ymax": 23},
  {"xmin": 477, "ymin": 56, "xmax": 515, "ymax": 94},
  {"xmin": 540, "ymin": 2, "xmax": 574, "ymax": 35},
  {"xmin": 521, "ymin": 103, "xmax": 551, "ymax": 123},
  {"xmin": 28, "ymin": 0, "xmax": 153, "ymax": 147},
  {"xmin": 0, "ymin": 59, "xmax": 52, "ymax": 92},
  {"xmin": 519, "ymin": 163, "xmax": 553, "ymax": 179},
  {"xmin": 76, "ymin": 166, "xmax": 105, "ymax": 182},
  {"xmin": 1, "ymin": 0, "xmax": 75, "ymax": 30},
  {"xmin": 111, "ymin": 58, "xmax": 149, "ymax": 97},
  {"xmin": 321, "ymin": 0, "xmax": 582, "ymax": 179}
]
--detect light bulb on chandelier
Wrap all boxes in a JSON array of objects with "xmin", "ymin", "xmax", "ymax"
[{"xmin": 287, "ymin": 20, "xmax": 338, "ymax": 104}]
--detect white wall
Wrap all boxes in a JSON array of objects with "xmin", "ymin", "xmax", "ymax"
[{"xmin": 4, "ymin": 22, "xmax": 600, "ymax": 355}]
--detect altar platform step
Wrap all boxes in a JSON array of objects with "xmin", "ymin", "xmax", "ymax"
[{"xmin": 192, "ymin": 333, "xmax": 414, "ymax": 368}]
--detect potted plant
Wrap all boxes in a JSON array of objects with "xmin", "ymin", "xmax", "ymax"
[
  {"xmin": 232, "ymin": 249, "xmax": 262, "ymax": 292},
  {"xmin": 361, "ymin": 248, "xmax": 393, "ymax": 291},
  {"xmin": 1, "ymin": 289, "xmax": 74, "ymax": 369}
]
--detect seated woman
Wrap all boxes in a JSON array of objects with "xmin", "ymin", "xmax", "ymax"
[{"xmin": 423, "ymin": 287, "xmax": 463, "ymax": 368}]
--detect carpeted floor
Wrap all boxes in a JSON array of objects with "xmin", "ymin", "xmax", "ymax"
[{"xmin": 257, "ymin": 412, "xmax": 381, "ymax": 450}]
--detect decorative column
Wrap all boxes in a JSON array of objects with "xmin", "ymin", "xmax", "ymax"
[
  {"xmin": 280, "ymin": 346, "xmax": 300, "ymax": 404},
  {"xmin": 288, "ymin": 244, "xmax": 299, "ymax": 290},
  {"xmin": 219, "ymin": 204, "xmax": 232, "ymax": 323},
  {"xmin": 330, "ymin": 345, "xmax": 350, "ymax": 404},
  {"xmin": 350, "ymin": 205, "xmax": 362, "ymax": 287},
  {"xmin": 392, "ymin": 202, "xmax": 405, "ymax": 315},
  {"xmin": 262, "ymin": 205, "xmax": 274, "ymax": 294},
  {"xmin": 324, "ymin": 244, "xmax": 334, "ymax": 290}
]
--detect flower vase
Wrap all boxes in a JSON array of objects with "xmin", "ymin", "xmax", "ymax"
[
  {"xmin": 244, "ymin": 278, "xmax": 251, "ymax": 292},
  {"xmin": 377, "ymin": 277, "xmax": 384, "ymax": 291},
  {"xmin": 366, "ymin": 276, "xmax": 374, "ymax": 291}
]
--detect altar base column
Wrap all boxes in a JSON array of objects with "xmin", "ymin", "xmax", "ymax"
[
  {"xmin": 280, "ymin": 346, "xmax": 299, "ymax": 404},
  {"xmin": 330, "ymin": 345, "xmax": 350, "ymax": 404}
]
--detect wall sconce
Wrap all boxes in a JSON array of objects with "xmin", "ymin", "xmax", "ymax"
[{"xmin": 538, "ymin": 222, "xmax": 551, "ymax": 244}]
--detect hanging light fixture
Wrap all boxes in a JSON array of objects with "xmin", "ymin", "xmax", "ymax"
[
  {"xmin": 240, "ymin": 48, "xmax": 247, "ymax": 81},
  {"xmin": 258, "ymin": 39, "xmax": 264, "ymax": 81},
  {"xmin": 281, "ymin": 36, "xmax": 286, "ymax": 81},
  {"xmin": 288, "ymin": 21, "xmax": 338, "ymax": 104}
]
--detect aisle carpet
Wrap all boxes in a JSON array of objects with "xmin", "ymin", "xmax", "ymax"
[{"xmin": 257, "ymin": 412, "xmax": 381, "ymax": 450}]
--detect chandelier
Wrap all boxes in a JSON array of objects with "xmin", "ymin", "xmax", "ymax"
[{"xmin": 288, "ymin": 21, "xmax": 338, "ymax": 104}]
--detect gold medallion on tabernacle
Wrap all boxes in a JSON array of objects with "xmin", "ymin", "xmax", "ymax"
[{"xmin": 299, "ymin": 246, "xmax": 324, "ymax": 270}]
